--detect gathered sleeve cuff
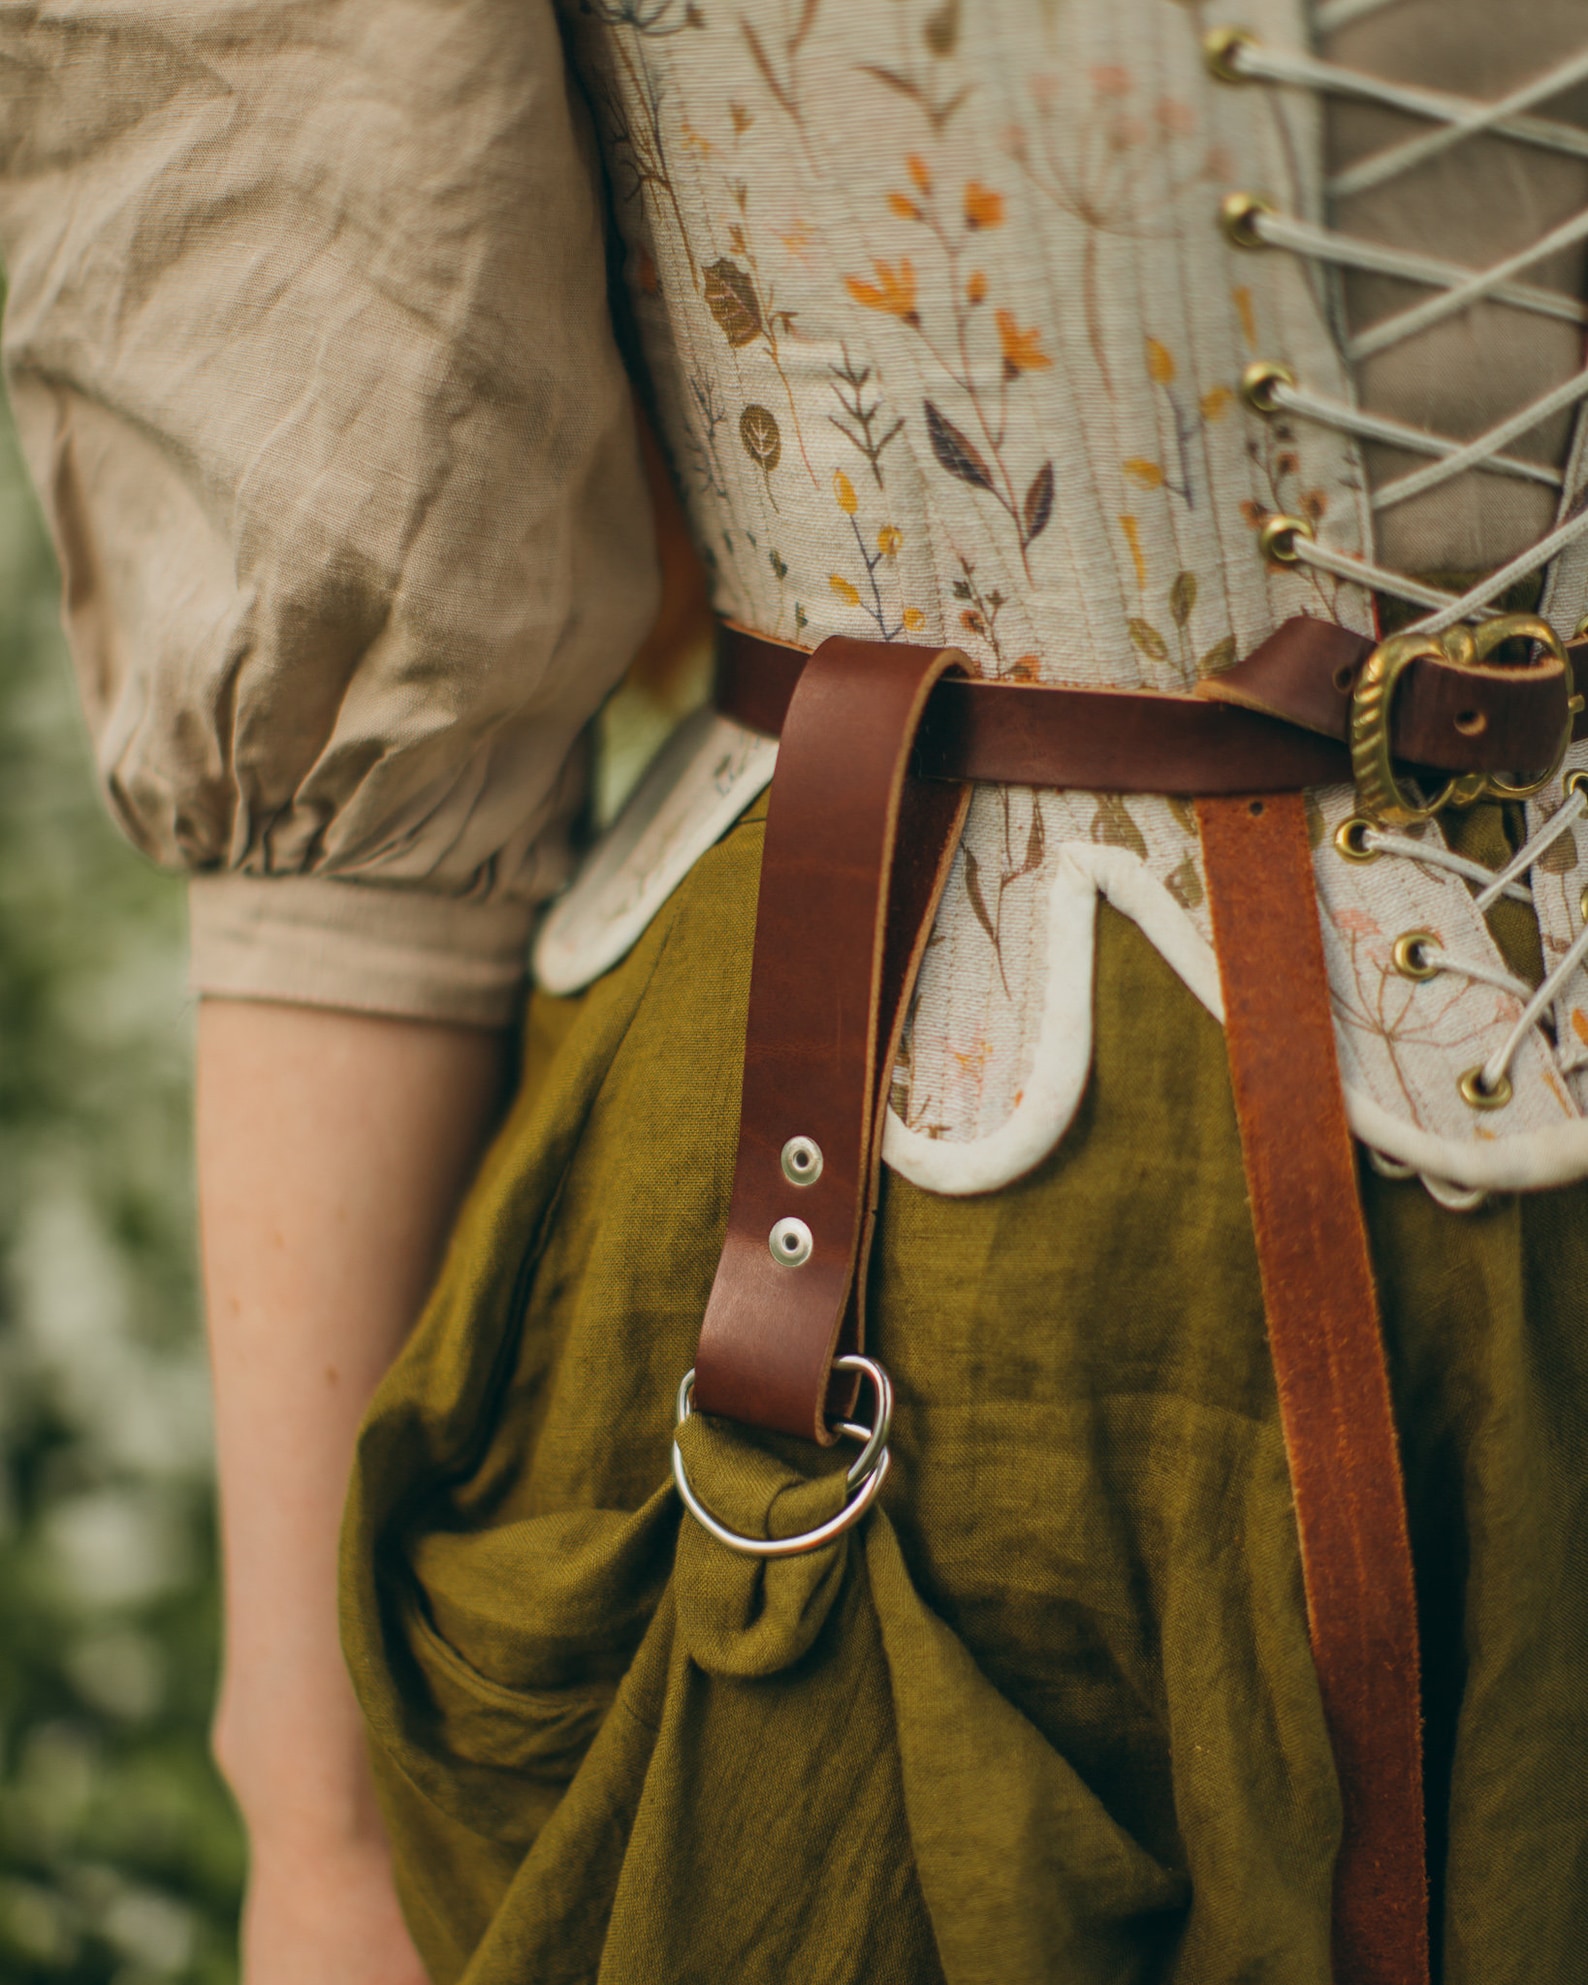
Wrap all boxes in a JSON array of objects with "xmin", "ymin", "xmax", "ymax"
[{"xmin": 188, "ymin": 873, "xmax": 539, "ymax": 1030}]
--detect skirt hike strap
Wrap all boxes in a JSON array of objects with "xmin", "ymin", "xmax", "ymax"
[
  {"xmin": 692, "ymin": 636, "xmax": 969, "ymax": 1439},
  {"xmin": 1198, "ymin": 792, "xmax": 1428, "ymax": 1985}
]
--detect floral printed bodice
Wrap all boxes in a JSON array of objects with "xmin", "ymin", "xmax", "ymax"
[{"xmin": 539, "ymin": 0, "xmax": 1588, "ymax": 1198}]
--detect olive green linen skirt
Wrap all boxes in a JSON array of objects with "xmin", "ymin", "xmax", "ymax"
[{"xmin": 342, "ymin": 798, "xmax": 1588, "ymax": 1985}]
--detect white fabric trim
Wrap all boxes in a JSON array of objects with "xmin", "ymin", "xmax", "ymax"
[
  {"xmin": 882, "ymin": 841, "xmax": 1588, "ymax": 1200},
  {"xmin": 882, "ymin": 844, "xmax": 1221, "ymax": 1194},
  {"xmin": 533, "ymin": 708, "xmax": 776, "ymax": 995}
]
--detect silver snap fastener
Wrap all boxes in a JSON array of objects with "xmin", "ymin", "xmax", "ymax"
[
  {"xmin": 768, "ymin": 1216, "xmax": 813, "ymax": 1267},
  {"xmin": 781, "ymin": 1136, "xmax": 823, "ymax": 1187}
]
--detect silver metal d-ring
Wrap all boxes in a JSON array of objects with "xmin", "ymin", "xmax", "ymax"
[{"xmin": 671, "ymin": 1354, "xmax": 893, "ymax": 1558}]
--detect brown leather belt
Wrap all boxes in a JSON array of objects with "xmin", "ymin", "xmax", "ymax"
[
  {"xmin": 717, "ymin": 613, "xmax": 1584, "ymax": 795},
  {"xmin": 687, "ymin": 612, "xmax": 1584, "ymax": 1985}
]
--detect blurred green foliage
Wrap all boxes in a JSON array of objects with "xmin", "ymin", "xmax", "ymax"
[{"xmin": 0, "ymin": 388, "xmax": 244, "ymax": 1976}]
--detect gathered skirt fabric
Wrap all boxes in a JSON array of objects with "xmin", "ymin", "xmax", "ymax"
[{"xmin": 342, "ymin": 799, "xmax": 1588, "ymax": 1985}]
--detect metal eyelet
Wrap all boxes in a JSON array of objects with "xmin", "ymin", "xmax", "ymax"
[
  {"xmin": 1565, "ymin": 768, "xmax": 1588, "ymax": 801},
  {"xmin": 1391, "ymin": 931, "xmax": 1440, "ymax": 981},
  {"xmin": 1580, "ymin": 884, "xmax": 1588, "ymax": 926},
  {"xmin": 1220, "ymin": 191, "xmax": 1274, "ymax": 249},
  {"xmin": 672, "ymin": 1354, "xmax": 894, "ymax": 1559},
  {"xmin": 1334, "ymin": 816, "xmax": 1380, "ymax": 863},
  {"xmin": 768, "ymin": 1216, "xmax": 813, "ymax": 1267},
  {"xmin": 1258, "ymin": 512, "xmax": 1314, "ymax": 566},
  {"xmin": 780, "ymin": 1136, "xmax": 823, "ymax": 1187},
  {"xmin": 1458, "ymin": 1066, "xmax": 1513, "ymax": 1112},
  {"xmin": 1241, "ymin": 359, "xmax": 1296, "ymax": 415},
  {"xmin": 1203, "ymin": 25, "xmax": 1257, "ymax": 83}
]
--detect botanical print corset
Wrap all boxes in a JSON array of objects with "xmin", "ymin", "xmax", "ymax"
[{"xmin": 539, "ymin": 0, "xmax": 1588, "ymax": 1198}]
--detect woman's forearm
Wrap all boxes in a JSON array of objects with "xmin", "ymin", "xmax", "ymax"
[{"xmin": 196, "ymin": 996, "xmax": 509, "ymax": 1978}]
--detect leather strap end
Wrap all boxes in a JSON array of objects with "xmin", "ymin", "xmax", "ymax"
[{"xmin": 693, "ymin": 638, "xmax": 969, "ymax": 1442}]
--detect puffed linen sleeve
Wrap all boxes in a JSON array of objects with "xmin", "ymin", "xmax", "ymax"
[{"xmin": 0, "ymin": 0, "xmax": 659, "ymax": 1026}]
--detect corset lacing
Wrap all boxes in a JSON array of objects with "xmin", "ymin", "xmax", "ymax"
[{"xmin": 1209, "ymin": 5, "xmax": 1588, "ymax": 1204}]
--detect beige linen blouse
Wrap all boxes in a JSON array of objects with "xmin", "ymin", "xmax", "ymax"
[
  {"xmin": 0, "ymin": 0, "xmax": 658, "ymax": 1026},
  {"xmin": 0, "ymin": 0, "xmax": 1580, "ymax": 1027}
]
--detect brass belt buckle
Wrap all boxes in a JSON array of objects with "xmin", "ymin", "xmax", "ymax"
[{"xmin": 1349, "ymin": 612, "xmax": 1572, "ymax": 827}]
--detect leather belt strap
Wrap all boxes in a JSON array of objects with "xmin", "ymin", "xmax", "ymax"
[
  {"xmin": 1198, "ymin": 792, "xmax": 1428, "ymax": 1985},
  {"xmin": 717, "ymin": 616, "xmax": 1586, "ymax": 792},
  {"xmin": 693, "ymin": 637, "xmax": 969, "ymax": 1438}
]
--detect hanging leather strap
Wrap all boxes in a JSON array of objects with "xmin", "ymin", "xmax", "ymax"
[
  {"xmin": 1197, "ymin": 792, "xmax": 1428, "ymax": 1985},
  {"xmin": 693, "ymin": 637, "xmax": 970, "ymax": 1440}
]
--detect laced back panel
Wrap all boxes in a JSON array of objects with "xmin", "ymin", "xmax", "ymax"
[{"xmin": 1214, "ymin": 1, "xmax": 1588, "ymax": 1152}]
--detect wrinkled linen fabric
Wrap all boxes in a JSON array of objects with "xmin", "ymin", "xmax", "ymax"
[
  {"xmin": 0, "ymin": 0, "xmax": 658, "ymax": 1025},
  {"xmin": 345, "ymin": 799, "xmax": 1588, "ymax": 1984}
]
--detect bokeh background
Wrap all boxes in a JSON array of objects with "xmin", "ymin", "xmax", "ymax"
[{"xmin": 0, "ymin": 383, "xmax": 244, "ymax": 1975}]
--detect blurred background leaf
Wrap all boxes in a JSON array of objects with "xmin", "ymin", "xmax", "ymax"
[{"xmin": 0, "ymin": 364, "xmax": 243, "ymax": 1978}]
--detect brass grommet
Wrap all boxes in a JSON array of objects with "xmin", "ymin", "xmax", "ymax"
[
  {"xmin": 1334, "ymin": 816, "xmax": 1379, "ymax": 863},
  {"xmin": 1241, "ymin": 359, "xmax": 1296, "ymax": 414},
  {"xmin": 1258, "ymin": 512, "xmax": 1314, "ymax": 565},
  {"xmin": 1203, "ymin": 25, "xmax": 1257, "ymax": 83},
  {"xmin": 1391, "ymin": 930, "xmax": 1440, "ymax": 981},
  {"xmin": 1565, "ymin": 768, "xmax": 1588, "ymax": 800},
  {"xmin": 1580, "ymin": 883, "xmax": 1588, "ymax": 926},
  {"xmin": 1576, "ymin": 615, "xmax": 1588, "ymax": 640},
  {"xmin": 1220, "ymin": 191, "xmax": 1274, "ymax": 249},
  {"xmin": 1458, "ymin": 1065, "xmax": 1513, "ymax": 1112}
]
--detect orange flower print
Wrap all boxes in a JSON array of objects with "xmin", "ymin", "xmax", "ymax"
[
  {"xmin": 966, "ymin": 268, "xmax": 988, "ymax": 305},
  {"xmin": 902, "ymin": 606, "xmax": 926, "ymax": 632},
  {"xmin": 963, "ymin": 181, "xmax": 1006, "ymax": 229},
  {"xmin": 846, "ymin": 257, "xmax": 920, "ymax": 325},
  {"xmin": 995, "ymin": 309, "xmax": 1052, "ymax": 377},
  {"xmin": 907, "ymin": 152, "xmax": 932, "ymax": 194},
  {"xmin": 888, "ymin": 190, "xmax": 923, "ymax": 222}
]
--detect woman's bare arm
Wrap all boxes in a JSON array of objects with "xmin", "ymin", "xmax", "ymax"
[{"xmin": 196, "ymin": 998, "xmax": 509, "ymax": 1984}]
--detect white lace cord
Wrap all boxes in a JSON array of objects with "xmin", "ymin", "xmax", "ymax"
[
  {"xmin": 1355, "ymin": 825, "xmax": 1534, "ymax": 904},
  {"xmin": 1479, "ymin": 914, "xmax": 1588, "ymax": 1098},
  {"xmin": 1332, "ymin": 47, "xmax": 1588, "ymax": 198},
  {"xmin": 1286, "ymin": 486, "xmax": 1588, "ymax": 632},
  {"xmin": 1267, "ymin": 381, "xmax": 1561, "ymax": 491},
  {"xmin": 1371, "ymin": 365, "xmax": 1588, "ymax": 512},
  {"xmin": 1472, "ymin": 785, "xmax": 1588, "ymax": 912},
  {"xmin": 1349, "ymin": 204, "xmax": 1588, "ymax": 361},
  {"xmin": 1223, "ymin": 39, "xmax": 1588, "ymax": 181},
  {"xmin": 1407, "ymin": 509, "xmax": 1588, "ymax": 637},
  {"xmin": 1246, "ymin": 208, "xmax": 1588, "ymax": 331},
  {"xmin": 1404, "ymin": 942, "xmax": 1534, "ymax": 1004}
]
